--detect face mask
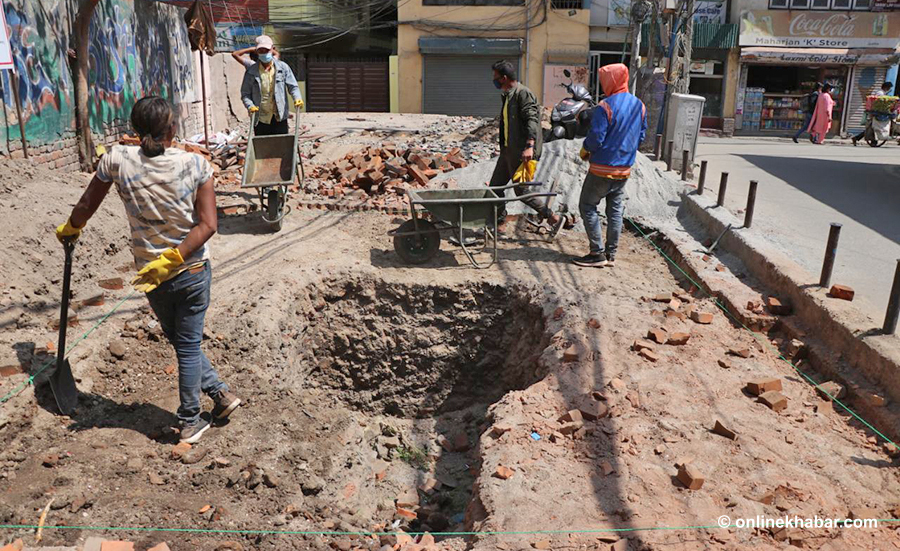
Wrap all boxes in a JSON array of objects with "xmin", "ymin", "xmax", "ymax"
[
  {"xmin": 493, "ymin": 79, "xmax": 503, "ymax": 90},
  {"xmin": 259, "ymin": 52, "xmax": 273, "ymax": 64}
]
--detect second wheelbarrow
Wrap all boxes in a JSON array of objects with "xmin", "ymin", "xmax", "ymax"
[{"xmin": 389, "ymin": 183, "xmax": 556, "ymax": 269}]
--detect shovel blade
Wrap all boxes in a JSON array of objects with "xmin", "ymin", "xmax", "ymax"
[{"xmin": 49, "ymin": 358, "xmax": 78, "ymax": 415}]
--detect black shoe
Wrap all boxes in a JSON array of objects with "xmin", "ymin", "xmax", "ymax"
[
  {"xmin": 852, "ymin": 137, "xmax": 859, "ymax": 146},
  {"xmin": 572, "ymin": 253, "xmax": 608, "ymax": 268},
  {"xmin": 792, "ymin": 136, "xmax": 799, "ymax": 144}
]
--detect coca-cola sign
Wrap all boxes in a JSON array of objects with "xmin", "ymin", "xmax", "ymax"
[
  {"xmin": 740, "ymin": 10, "xmax": 899, "ymax": 48},
  {"xmin": 789, "ymin": 13, "xmax": 856, "ymax": 37}
]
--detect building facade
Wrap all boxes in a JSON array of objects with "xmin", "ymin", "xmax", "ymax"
[
  {"xmin": 734, "ymin": 0, "xmax": 900, "ymax": 136},
  {"xmin": 397, "ymin": 0, "xmax": 591, "ymax": 116}
]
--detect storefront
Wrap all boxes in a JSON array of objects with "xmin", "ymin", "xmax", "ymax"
[
  {"xmin": 736, "ymin": 10, "xmax": 900, "ymax": 137},
  {"xmin": 689, "ymin": 49, "xmax": 729, "ymax": 129}
]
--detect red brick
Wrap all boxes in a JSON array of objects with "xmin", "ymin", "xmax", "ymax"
[
  {"xmin": 396, "ymin": 489, "xmax": 419, "ymax": 508},
  {"xmin": 746, "ymin": 378, "xmax": 782, "ymax": 396},
  {"xmin": 577, "ymin": 399, "xmax": 608, "ymax": 421},
  {"xmin": 446, "ymin": 155, "xmax": 468, "ymax": 169},
  {"xmin": 423, "ymin": 168, "xmax": 439, "ymax": 178},
  {"xmin": 395, "ymin": 507, "xmax": 417, "ymax": 520},
  {"xmin": 632, "ymin": 339, "xmax": 655, "ymax": 352},
  {"xmin": 101, "ymin": 543, "xmax": 135, "ymax": 551},
  {"xmin": 647, "ymin": 328, "xmax": 668, "ymax": 344},
  {"xmin": 766, "ymin": 296, "xmax": 792, "ymax": 315},
  {"xmin": 639, "ymin": 348, "xmax": 660, "ymax": 362},
  {"xmin": 690, "ymin": 311, "xmax": 714, "ymax": 324},
  {"xmin": 666, "ymin": 332, "xmax": 691, "ymax": 346},
  {"xmin": 666, "ymin": 309, "xmax": 687, "ymax": 320},
  {"xmin": 758, "ymin": 391, "xmax": 788, "ymax": 412},
  {"xmin": 667, "ymin": 298, "xmax": 682, "ymax": 311},
  {"xmin": 728, "ymin": 348, "xmax": 751, "ymax": 358},
  {"xmin": 494, "ymin": 465, "xmax": 514, "ymax": 479},
  {"xmin": 171, "ymin": 442, "xmax": 191, "ymax": 460},
  {"xmin": 829, "ymin": 284, "xmax": 855, "ymax": 301},
  {"xmin": 652, "ymin": 293, "xmax": 673, "ymax": 302},
  {"xmin": 677, "ymin": 464, "xmax": 704, "ymax": 490},
  {"xmin": 449, "ymin": 147, "xmax": 461, "ymax": 156},
  {"xmin": 408, "ymin": 165, "xmax": 430, "ymax": 186},
  {"xmin": 98, "ymin": 278, "xmax": 125, "ymax": 290}
]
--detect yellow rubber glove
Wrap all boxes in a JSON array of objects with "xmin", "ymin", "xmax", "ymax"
[
  {"xmin": 131, "ymin": 248, "xmax": 184, "ymax": 293},
  {"xmin": 579, "ymin": 147, "xmax": 590, "ymax": 162},
  {"xmin": 56, "ymin": 218, "xmax": 84, "ymax": 244},
  {"xmin": 513, "ymin": 160, "xmax": 537, "ymax": 183},
  {"xmin": 248, "ymin": 105, "xmax": 259, "ymax": 113},
  {"xmin": 294, "ymin": 98, "xmax": 304, "ymax": 109}
]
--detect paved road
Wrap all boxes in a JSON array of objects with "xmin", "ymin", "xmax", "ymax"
[{"xmin": 694, "ymin": 136, "xmax": 900, "ymax": 319}]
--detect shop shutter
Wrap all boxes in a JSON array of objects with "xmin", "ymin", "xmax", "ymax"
[
  {"xmin": 423, "ymin": 56, "xmax": 519, "ymax": 117},
  {"xmin": 845, "ymin": 66, "xmax": 887, "ymax": 133},
  {"xmin": 307, "ymin": 59, "xmax": 389, "ymax": 112}
]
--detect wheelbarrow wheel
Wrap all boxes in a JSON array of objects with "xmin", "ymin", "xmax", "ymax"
[
  {"xmin": 393, "ymin": 219, "xmax": 440, "ymax": 265},
  {"xmin": 267, "ymin": 189, "xmax": 283, "ymax": 232}
]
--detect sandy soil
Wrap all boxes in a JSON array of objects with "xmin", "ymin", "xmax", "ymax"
[{"xmin": 1, "ymin": 119, "xmax": 899, "ymax": 551}]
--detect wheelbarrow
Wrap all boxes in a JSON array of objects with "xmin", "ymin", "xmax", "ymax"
[
  {"xmin": 240, "ymin": 105, "xmax": 305, "ymax": 232},
  {"xmin": 390, "ymin": 183, "xmax": 556, "ymax": 269}
]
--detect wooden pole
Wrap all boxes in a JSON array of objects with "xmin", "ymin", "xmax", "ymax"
[
  {"xmin": 9, "ymin": 70, "xmax": 28, "ymax": 159},
  {"xmin": 199, "ymin": 51, "xmax": 210, "ymax": 149}
]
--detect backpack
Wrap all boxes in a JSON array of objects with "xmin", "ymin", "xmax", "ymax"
[{"xmin": 806, "ymin": 91, "xmax": 819, "ymax": 112}]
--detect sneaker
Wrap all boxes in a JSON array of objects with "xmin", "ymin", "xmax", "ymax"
[
  {"xmin": 180, "ymin": 418, "xmax": 210, "ymax": 444},
  {"xmin": 572, "ymin": 253, "xmax": 608, "ymax": 268},
  {"xmin": 792, "ymin": 136, "xmax": 799, "ymax": 144},
  {"xmin": 211, "ymin": 390, "xmax": 242, "ymax": 420},
  {"xmin": 852, "ymin": 136, "xmax": 859, "ymax": 146}
]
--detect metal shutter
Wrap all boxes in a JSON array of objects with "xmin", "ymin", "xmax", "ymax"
[
  {"xmin": 307, "ymin": 59, "xmax": 389, "ymax": 112},
  {"xmin": 845, "ymin": 65, "xmax": 887, "ymax": 134},
  {"xmin": 423, "ymin": 56, "xmax": 519, "ymax": 117}
]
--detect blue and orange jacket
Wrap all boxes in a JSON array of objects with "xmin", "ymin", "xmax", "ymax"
[{"xmin": 583, "ymin": 64, "xmax": 647, "ymax": 179}]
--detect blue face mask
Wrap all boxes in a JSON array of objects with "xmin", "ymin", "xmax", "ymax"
[
  {"xmin": 259, "ymin": 52, "xmax": 273, "ymax": 64},
  {"xmin": 493, "ymin": 79, "xmax": 503, "ymax": 90}
]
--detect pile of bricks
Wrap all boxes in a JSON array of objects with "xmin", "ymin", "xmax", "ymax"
[{"xmin": 310, "ymin": 144, "xmax": 468, "ymax": 199}]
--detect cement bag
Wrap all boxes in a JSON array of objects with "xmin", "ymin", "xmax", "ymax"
[{"xmin": 872, "ymin": 118, "xmax": 892, "ymax": 141}]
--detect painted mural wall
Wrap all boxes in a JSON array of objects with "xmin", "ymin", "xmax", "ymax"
[{"xmin": 1, "ymin": 0, "xmax": 197, "ymax": 154}]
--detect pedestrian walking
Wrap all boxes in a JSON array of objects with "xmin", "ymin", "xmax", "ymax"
[
  {"xmin": 55, "ymin": 97, "xmax": 241, "ymax": 444},
  {"xmin": 852, "ymin": 81, "xmax": 893, "ymax": 146},
  {"xmin": 573, "ymin": 63, "xmax": 646, "ymax": 268},
  {"xmin": 792, "ymin": 82, "xmax": 821, "ymax": 144},
  {"xmin": 807, "ymin": 83, "xmax": 834, "ymax": 145},
  {"xmin": 488, "ymin": 60, "xmax": 565, "ymax": 236},
  {"xmin": 240, "ymin": 35, "xmax": 303, "ymax": 136}
]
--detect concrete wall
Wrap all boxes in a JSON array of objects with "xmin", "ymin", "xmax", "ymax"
[
  {"xmin": 0, "ymin": 0, "xmax": 202, "ymax": 169},
  {"xmin": 397, "ymin": 0, "xmax": 590, "ymax": 113}
]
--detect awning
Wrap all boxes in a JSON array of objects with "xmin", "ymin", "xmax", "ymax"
[{"xmin": 741, "ymin": 46, "xmax": 900, "ymax": 65}]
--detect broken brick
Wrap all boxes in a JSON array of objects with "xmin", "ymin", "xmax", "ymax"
[
  {"xmin": 639, "ymin": 348, "xmax": 660, "ymax": 362},
  {"xmin": 746, "ymin": 378, "xmax": 782, "ymax": 396},
  {"xmin": 677, "ymin": 464, "xmax": 704, "ymax": 490},
  {"xmin": 666, "ymin": 332, "xmax": 691, "ymax": 346},
  {"xmin": 562, "ymin": 345, "xmax": 579, "ymax": 362},
  {"xmin": 98, "ymin": 277, "xmax": 125, "ymax": 290},
  {"xmin": 100, "ymin": 543, "xmax": 135, "ymax": 551},
  {"xmin": 665, "ymin": 309, "xmax": 687, "ymax": 320},
  {"xmin": 408, "ymin": 165, "xmax": 430, "ymax": 186},
  {"xmin": 577, "ymin": 400, "xmax": 609, "ymax": 421},
  {"xmin": 829, "ymin": 284, "xmax": 855, "ymax": 301},
  {"xmin": 728, "ymin": 348, "xmax": 751, "ymax": 358},
  {"xmin": 766, "ymin": 296, "xmax": 792, "ymax": 315},
  {"xmin": 171, "ymin": 442, "xmax": 191, "ymax": 460},
  {"xmin": 532, "ymin": 540, "xmax": 551, "ymax": 550},
  {"xmin": 758, "ymin": 391, "xmax": 788, "ymax": 412},
  {"xmin": 395, "ymin": 507, "xmax": 417, "ymax": 520},
  {"xmin": 647, "ymin": 328, "xmax": 668, "ymax": 344},
  {"xmin": 600, "ymin": 460, "xmax": 614, "ymax": 475},
  {"xmin": 396, "ymin": 489, "xmax": 419, "ymax": 508},
  {"xmin": 690, "ymin": 311, "xmax": 714, "ymax": 324},
  {"xmin": 652, "ymin": 293, "xmax": 673, "ymax": 302},
  {"xmin": 712, "ymin": 420, "xmax": 737, "ymax": 440},
  {"xmin": 147, "ymin": 544, "xmax": 172, "ymax": 551},
  {"xmin": 559, "ymin": 421, "xmax": 585, "ymax": 435},
  {"xmin": 559, "ymin": 409, "xmax": 583, "ymax": 424},
  {"xmin": 816, "ymin": 381, "xmax": 846, "ymax": 400},
  {"xmin": 588, "ymin": 318, "xmax": 601, "ymax": 329},
  {"xmin": 632, "ymin": 339, "xmax": 655, "ymax": 352},
  {"xmin": 494, "ymin": 465, "xmax": 515, "ymax": 480},
  {"xmin": 717, "ymin": 359, "xmax": 732, "ymax": 369}
]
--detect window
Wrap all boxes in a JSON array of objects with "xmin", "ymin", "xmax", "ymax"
[
  {"xmin": 852, "ymin": 0, "xmax": 871, "ymax": 9},
  {"xmin": 769, "ymin": 0, "xmax": 871, "ymax": 8},
  {"xmin": 811, "ymin": 0, "xmax": 830, "ymax": 8},
  {"xmin": 831, "ymin": 0, "xmax": 852, "ymax": 8},
  {"xmin": 769, "ymin": 0, "xmax": 789, "ymax": 8},
  {"xmin": 790, "ymin": 0, "xmax": 810, "ymax": 8},
  {"xmin": 551, "ymin": 0, "xmax": 584, "ymax": 8}
]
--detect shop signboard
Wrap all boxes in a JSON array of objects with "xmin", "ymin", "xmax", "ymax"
[
  {"xmin": 694, "ymin": 2, "xmax": 725, "ymax": 24},
  {"xmin": 873, "ymin": 0, "xmax": 900, "ymax": 12},
  {"xmin": 740, "ymin": 10, "xmax": 899, "ymax": 48}
]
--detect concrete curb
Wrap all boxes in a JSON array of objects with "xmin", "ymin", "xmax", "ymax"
[{"xmin": 681, "ymin": 190, "xmax": 900, "ymax": 407}]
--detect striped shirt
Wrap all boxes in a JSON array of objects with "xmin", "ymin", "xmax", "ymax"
[{"xmin": 97, "ymin": 145, "xmax": 213, "ymax": 272}]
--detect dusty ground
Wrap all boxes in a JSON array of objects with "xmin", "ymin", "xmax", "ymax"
[{"xmin": 1, "ymin": 117, "xmax": 900, "ymax": 551}]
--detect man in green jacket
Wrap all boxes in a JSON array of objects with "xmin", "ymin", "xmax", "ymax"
[{"xmin": 489, "ymin": 60, "xmax": 564, "ymax": 234}]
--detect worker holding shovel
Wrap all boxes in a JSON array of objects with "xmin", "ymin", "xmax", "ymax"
[{"xmin": 55, "ymin": 96, "xmax": 241, "ymax": 444}]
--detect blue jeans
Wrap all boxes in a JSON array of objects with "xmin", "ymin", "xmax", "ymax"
[
  {"xmin": 794, "ymin": 113, "xmax": 813, "ymax": 139},
  {"xmin": 579, "ymin": 173, "xmax": 627, "ymax": 257},
  {"xmin": 146, "ymin": 262, "xmax": 228, "ymax": 425}
]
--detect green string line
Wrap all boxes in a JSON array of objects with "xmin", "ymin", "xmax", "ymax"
[
  {"xmin": 0, "ymin": 290, "xmax": 137, "ymax": 405},
  {"xmin": 624, "ymin": 217, "xmax": 898, "ymax": 449},
  {"xmin": 1, "ymin": 521, "xmax": 897, "ymax": 538}
]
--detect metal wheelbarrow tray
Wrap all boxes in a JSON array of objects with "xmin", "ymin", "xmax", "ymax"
[
  {"xmin": 240, "ymin": 107, "xmax": 303, "ymax": 231},
  {"xmin": 390, "ymin": 183, "xmax": 556, "ymax": 269}
]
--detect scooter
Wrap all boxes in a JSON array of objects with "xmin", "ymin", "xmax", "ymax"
[{"xmin": 546, "ymin": 69, "xmax": 596, "ymax": 142}]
